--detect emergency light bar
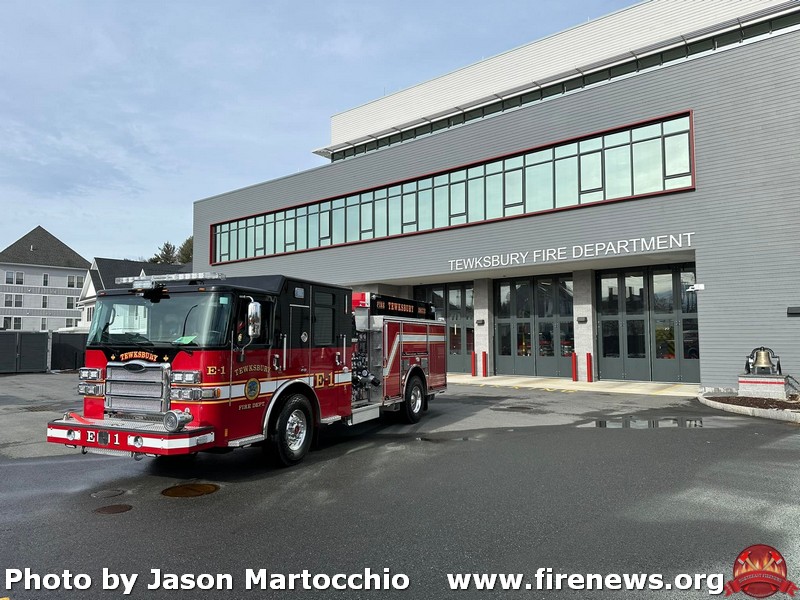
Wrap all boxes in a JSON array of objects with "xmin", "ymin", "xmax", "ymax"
[{"xmin": 115, "ymin": 272, "xmax": 226, "ymax": 287}]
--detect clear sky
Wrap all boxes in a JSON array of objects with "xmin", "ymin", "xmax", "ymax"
[{"xmin": 1, "ymin": 0, "xmax": 636, "ymax": 263}]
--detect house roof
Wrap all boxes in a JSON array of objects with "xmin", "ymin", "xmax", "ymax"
[
  {"xmin": 0, "ymin": 226, "xmax": 90, "ymax": 269},
  {"xmin": 92, "ymin": 258, "xmax": 192, "ymax": 291}
]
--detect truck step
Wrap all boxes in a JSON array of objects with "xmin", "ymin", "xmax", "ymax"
[
  {"xmin": 348, "ymin": 404, "xmax": 381, "ymax": 425},
  {"xmin": 227, "ymin": 434, "xmax": 266, "ymax": 447}
]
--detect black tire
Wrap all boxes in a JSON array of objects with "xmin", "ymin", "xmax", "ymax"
[
  {"xmin": 402, "ymin": 376, "xmax": 425, "ymax": 424},
  {"xmin": 267, "ymin": 394, "xmax": 314, "ymax": 467}
]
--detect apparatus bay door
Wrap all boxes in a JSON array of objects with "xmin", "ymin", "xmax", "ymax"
[
  {"xmin": 597, "ymin": 266, "xmax": 698, "ymax": 382},
  {"xmin": 495, "ymin": 276, "xmax": 574, "ymax": 377}
]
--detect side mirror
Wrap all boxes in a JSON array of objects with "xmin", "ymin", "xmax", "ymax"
[{"xmin": 247, "ymin": 302, "xmax": 261, "ymax": 338}]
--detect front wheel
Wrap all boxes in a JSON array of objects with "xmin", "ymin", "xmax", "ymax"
[
  {"xmin": 402, "ymin": 376, "xmax": 425, "ymax": 424},
  {"xmin": 267, "ymin": 394, "xmax": 314, "ymax": 467}
]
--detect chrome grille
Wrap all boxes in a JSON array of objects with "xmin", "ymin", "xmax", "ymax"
[{"xmin": 105, "ymin": 361, "xmax": 169, "ymax": 414}]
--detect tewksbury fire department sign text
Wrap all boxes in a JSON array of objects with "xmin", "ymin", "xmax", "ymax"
[{"xmin": 447, "ymin": 232, "xmax": 695, "ymax": 272}]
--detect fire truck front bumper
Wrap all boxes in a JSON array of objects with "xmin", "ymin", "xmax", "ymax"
[{"xmin": 47, "ymin": 413, "xmax": 216, "ymax": 458}]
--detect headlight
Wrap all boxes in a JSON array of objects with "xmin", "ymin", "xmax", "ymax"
[
  {"xmin": 79, "ymin": 368, "xmax": 102, "ymax": 380},
  {"xmin": 78, "ymin": 383, "xmax": 104, "ymax": 396},
  {"xmin": 170, "ymin": 388, "xmax": 203, "ymax": 401},
  {"xmin": 164, "ymin": 410, "xmax": 193, "ymax": 433},
  {"xmin": 171, "ymin": 371, "xmax": 201, "ymax": 384},
  {"xmin": 169, "ymin": 387, "xmax": 219, "ymax": 401}
]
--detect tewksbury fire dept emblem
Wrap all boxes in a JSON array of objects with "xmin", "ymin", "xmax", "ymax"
[{"xmin": 726, "ymin": 545, "xmax": 797, "ymax": 597}]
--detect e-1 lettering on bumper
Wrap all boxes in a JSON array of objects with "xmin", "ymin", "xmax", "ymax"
[{"xmin": 47, "ymin": 413, "xmax": 216, "ymax": 458}]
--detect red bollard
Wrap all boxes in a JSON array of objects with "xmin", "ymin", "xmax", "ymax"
[
  {"xmin": 482, "ymin": 351, "xmax": 488, "ymax": 377},
  {"xmin": 471, "ymin": 352, "xmax": 477, "ymax": 377},
  {"xmin": 571, "ymin": 352, "xmax": 578, "ymax": 381},
  {"xmin": 587, "ymin": 353, "xmax": 594, "ymax": 382}
]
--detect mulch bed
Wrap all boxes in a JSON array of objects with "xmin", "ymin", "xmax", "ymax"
[{"xmin": 711, "ymin": 396, "xmax": 800, "ymax": 411}]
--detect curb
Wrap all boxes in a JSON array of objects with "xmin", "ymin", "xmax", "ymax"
[{"xmin": 697, "ymin": 393, "xmax": 800, "ymax": 423}]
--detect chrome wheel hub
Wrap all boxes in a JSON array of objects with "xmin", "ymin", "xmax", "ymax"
[
  {"xmin": 286, "ymin": 409, "xmax": 308, "ymax": 451},
  {"xmin": 410, "ymin": 386, "xmax": 423, "ymax": 414}
]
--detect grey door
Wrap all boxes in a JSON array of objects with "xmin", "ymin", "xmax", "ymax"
[
  {"xmin": 597, "ymin": 265, "xmax": 699, "ymax": 382},
  {"xmin": 597, "ymin": 273, "xmax": 624, "ymax": 380},
  {"xmin": 621, "ymin": 271, "xmax": 650, "ymax": 381},
  {"xmin": 414, "ymin": 283, "xmax": 473, "ymax": 374},
  {"xmin": 495, "ymin": 276, "xmax": 573, "ymax": 377},
  {"xmin": 650, "ymin": 266, "xmax": 700, "ymax": 383},
  {"xmin": 678, "ymin": 267, "xmax": 700, "ymax": 383},
  {"xmin": 495, "ymin": 280, "xmax": 534, "ymax": 376},
  {"xmin": 597, "ymin": 271, "xmax": 650, "ymax": 381},
  {"xmin": 535, "ymin": 277, "xmax": 575, "ymax": 377},
  {"xmin": 651, "ymin": 268, "xmax": 680, "ymax": 382},
  {"xmin": 446, "ymin": 284, "xmax": 474, "ymax": 374}
]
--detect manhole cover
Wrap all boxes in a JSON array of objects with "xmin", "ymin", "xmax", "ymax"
[
  {"xmin": 161, "ymin": 483, "xmax": 220, "ymax": 498},
  {"xmin": 91, "ymin": 489, "xmax": 125, "ymax": 499},
  {"xmin": 94, "ymin": 504, "xmax": 132, "ymax": 514}
]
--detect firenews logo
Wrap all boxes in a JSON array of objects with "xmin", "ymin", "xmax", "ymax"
[{"xmin": 726, "ymin": 545, "xmax": 798, "ymax": 597}]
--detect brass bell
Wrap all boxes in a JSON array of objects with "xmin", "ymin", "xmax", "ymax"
[
  {"xmin": 745, "ymin": 346, "xmax": 782, "ymax": 375},
  {"xmin": 752, "ymin": 348, "xmax": 775, "ymax": 372}
]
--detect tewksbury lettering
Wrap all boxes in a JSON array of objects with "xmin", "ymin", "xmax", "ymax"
[
  {"xmin": 448, "ymin": 252, "xmax": 529, "ymax": 272},
  {"xmin": 448, "ymin": 233, "xmax": 694, "ymax": 272}
]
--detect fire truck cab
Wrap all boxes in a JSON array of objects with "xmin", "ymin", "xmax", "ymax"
[{"xmin": 46, "ymin": 273, "xmax": 446, "ymax": 466}]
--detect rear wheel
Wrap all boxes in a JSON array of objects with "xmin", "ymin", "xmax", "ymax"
[
  {"xmin": 267, "ymin": 394, "xmax": 314, "ymax": 467},
  {"xmin": 402, "ymin": 376, "xmax": 425, "ymax": 424}
]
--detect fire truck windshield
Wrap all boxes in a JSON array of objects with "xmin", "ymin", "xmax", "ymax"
[{"xmin": 87, "ymin": 292, "xmax": 234, "ymax": 348}]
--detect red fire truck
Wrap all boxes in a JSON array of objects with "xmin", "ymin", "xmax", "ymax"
[{"xmin": 46, "ymin": 273, "xmax": 446, "ymax": 466}]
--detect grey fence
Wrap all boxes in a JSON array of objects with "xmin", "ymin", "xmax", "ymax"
[
  {"xmin": 52, "ymin": 333, "xmax": 88, "ymax": 371},
  {"xmin": 0, "ymin": 332, "xmax": 87, "ymax": 374}
]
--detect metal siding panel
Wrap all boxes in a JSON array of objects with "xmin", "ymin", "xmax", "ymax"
[
  {"xmin": 328, "ymin": 0, "xmax": 789, "ymax": 145},
  {"xmin": 195, "ymin": 31, "xmax": 800, "ymax": 389}
]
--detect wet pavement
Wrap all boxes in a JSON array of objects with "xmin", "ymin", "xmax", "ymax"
[
  {"xmin": 447, "ymin": 372, "xmax": 699, "ymax": 396},
  {"xmin": 0, "ymin": 370, "xmax": 756, "ymax": 460}
]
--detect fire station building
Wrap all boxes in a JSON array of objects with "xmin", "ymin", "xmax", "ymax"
[{"xmin": 193, "ymin": 0, "xmax": 800, "ymax": 392}]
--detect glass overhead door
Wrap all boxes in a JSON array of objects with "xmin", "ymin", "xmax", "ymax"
[
  {"xmin": 494, "ymin": 276, "xmax": 573, "ymax": 377},
  {"xmin": 415, "ymin": 282, "xmax": 473, "ymax": 373},
  {"xmin": 597, "ymin": 271, "xmax": 648, "ymax": 380},
  {"xmin": 596, "ymin": 265, "xmax": 699, "ymax": 382}
]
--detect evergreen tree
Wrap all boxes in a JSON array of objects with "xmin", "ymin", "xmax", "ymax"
[
  {"xmin": 149, "ymin": 241, "xmax": 178, "ymax": 264},
  {"xmin": 177, "ymin": 235, "xmax": 193, "ymax": 264}
]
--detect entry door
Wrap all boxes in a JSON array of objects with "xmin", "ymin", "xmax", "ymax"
[
  {"xmin": 446, "ymin": 284, "xmax": 474, "ymax": 373},
  {"xmin": 678, "ymin": 267, "xmax": 700, "ymax": 383},
  {"xmin": 621, "ymin": 271, "xmax": 650, "ymax": 381},
  {"xmin": 534, "ymin": 277, "xmax": 575, "ymax": 377},
  {"xmin": 597, "ymin": 271, "xmax": 649, "ymax": 381},
  {"xmin": 494, "ymin": 280, "xmax": 534, "ymax": 376},
  {"xmin": 651, "ymin": 269, "xmax": 680, "ymax": 382},
  {"xmin": 651, "ymin": 267, "xmax": 700, "ymax": 383}
]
